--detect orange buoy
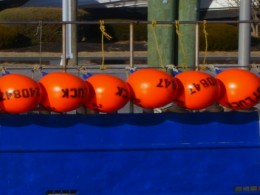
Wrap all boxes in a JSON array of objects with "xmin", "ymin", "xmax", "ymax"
[
  {"xmin": 0, "ymin": 74, "xmax": 41, "ymax": 114},
  {"xmin": 84, "ymin": 74, "xmax": 130, "ymax": 113},
  {"xmin": 173, "ymin": 71, "xmax": 218, "ymax": 110},
  {"xmin": 39, "ymin": 72, "xmax": 87, "ymax": 112},
  {"xmin": 127, "ymin": 69, "xmax": 178, "ymax": 108},
  {"xmin": 216, "ymin": 68, "xmax": 260, "ymax": 110}
]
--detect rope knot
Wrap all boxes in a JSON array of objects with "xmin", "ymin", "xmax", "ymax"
[
  {"xmin": 151, "ymin": 20, "xmax": 157, "ymax": 28},
  {"xmin": 99, "ymin": 20, "xmax": 112, "ymax": 40}
]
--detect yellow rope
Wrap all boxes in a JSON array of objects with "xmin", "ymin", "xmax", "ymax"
[
  {"xmin": 31, "ymin": 65, "xmax": 42, "ymax": 79},
  {"xmin": 202, "ymin": 20, "xmax": 208, "ymax": 67},
  {"xmin": 99, "ymin": 20, "xmax": 112, "ymax": 70},
  {"xmin": 251, "ymin": 63, "xmax": 260, "ymax": 73},
  {"xmin": 151, "ymin": 20, "xmax": 166, "ymax": 71},
  {"xmin": 175, "ymin": 20, "xmax": 187, "ymax": 70}
]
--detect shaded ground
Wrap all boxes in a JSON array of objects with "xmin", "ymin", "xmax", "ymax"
[{"xmin": 1, "ymin": 41, "xmax": 260, "ymax": 66}]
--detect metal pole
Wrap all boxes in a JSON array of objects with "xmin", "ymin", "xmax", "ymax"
[
  {"xmin": 238, "ymin": 0, "xmax": 251, "ymax": 68},
  {"xmin": 62, "ymin": 0, "xmax": 70, "ymax": 59},
  {"xmin": 130, "ymin": 23, "xmax": 134, "ymax": 68},
  {"xmin": 62, "ymin": 0, "xmax": 78, "ymax": 63},
  {"xmin": 129, "ymin": 23, "xmax": 134, "ymax": 113},
  {"xmin": 62, "ymin": 23, "xmax": 67, "ymax": 70},
  {"xmin": 178, "ymin": 0, "xmax": 199, "ymax": 70},
  {"xmin": 70, "ymin": 0, "xmax": 78, "ymax": 66}
]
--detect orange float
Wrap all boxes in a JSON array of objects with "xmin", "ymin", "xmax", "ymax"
[
  {"xmin": 39, "ymin": 72, "xmax": 87, "ymax": 112},
  {"xmin": 84, "ymin": 74, "xmax": 130, "ymax": 113},
  {"xmin": 173, "ymin": 71, "xmax": 218, "ymax": 110},
  {"xmin": 127, "ymin": 69, "xmax": 178, "ymax": 108},
  {"xmin": 0, "ymin": 74, "xmax": 42, "ymax": 114},
  {"xmin": 216, "ymin": 68, "xmax": 260, "ymax": 110}
]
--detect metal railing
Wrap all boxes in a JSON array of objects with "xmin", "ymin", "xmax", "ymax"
[
  {"xmin": 0, "ymin": 19, "xmax": 259, "ymax": 113},
  {"xmin": 0, "ymin": 19, "xmax": 259, "ymax": 69}
]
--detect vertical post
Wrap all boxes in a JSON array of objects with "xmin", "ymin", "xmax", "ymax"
[
  {"xmin": 62, "ymin": 23, "xmax": 67, "ymax": 69},
  {"xmin": 129, "ymin": 23, "xmax": 134, "ymax": 113},
  {"xmin": 62, "ymin": 0, "xmax": 78, "ymax": 65},
  {"xmin": 178, "ymin": 0, "xmax": 199, "ymax": 70},
  {"xmin": 129, "ymin": 23, "xmax": 134, "ymax": 69},
  {"xmin": 238, "ymin": 0, "xmax": 251, "ymax": 68},
  {"xmin": 70, "ymin": 0, "xmax": 78, "ymax": 66},
  {"xmin": 62, "ymin": 0, "xmax": 70, "ymax": 59},
  {"xmin": 148, "ymin": 0, "xmax": 177, "ymax": 67}
]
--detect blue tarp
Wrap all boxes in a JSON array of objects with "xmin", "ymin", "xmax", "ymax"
[{"xmin": 0, "ymin": 112, "xmax": 259, "ymax": 194}]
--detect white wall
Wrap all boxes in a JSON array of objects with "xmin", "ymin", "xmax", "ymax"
[{"xmin": 200, "ymin": 0, "xmax": 239, "ymax": 9}]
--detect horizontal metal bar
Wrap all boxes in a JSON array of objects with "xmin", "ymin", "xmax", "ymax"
[
  {"xmin": 0, "ymin": 64, "xmax": 257, "ymax": 70},
  {"xmin": 0, "ymin": 20, "xmax": 260, "ymax": 25}
]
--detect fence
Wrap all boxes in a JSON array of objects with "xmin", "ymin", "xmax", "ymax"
[{"xmin": 0, "ymin": 19, "xmax": 260, "ymax": 68}]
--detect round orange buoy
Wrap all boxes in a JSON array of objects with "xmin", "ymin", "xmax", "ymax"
[
  {"xmin": 127, "ymin": 69, "xmax": 178, "ymax": 108},
  {"xmin": 39, "ymin": 72, "xmax": 87, "ymax": 112},
  {"xmin": 216, "ymin": 68, "xmax": 260, "ymax": 110},
  {"xmin": 0, "ymin": 74, "xmax": 42, "ymax": 114},
  {"xmin": 174, "ymin": 71, "xmax": 218, "ymax": 110},
  {"xmin": 84, "ymin": 74, "xmax": 130, "ymax": 113}
]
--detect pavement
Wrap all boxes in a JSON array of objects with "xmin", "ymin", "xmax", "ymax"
[{"xmin": 1, "ymin": 50, "xmax": 260, "ymax": 65}]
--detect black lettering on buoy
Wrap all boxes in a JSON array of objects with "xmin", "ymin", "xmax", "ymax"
[
  {"xmin": 5, "ymin": 91, "xmax": 12, "ymax": 100},
  {"xmin": 245, "ymin": 96, "xmax": 255, "ymax": 103},
  {"xmin": 13, "ymin": 90, "xmax": 21, "ymax": 99},
  {"xmin": 253, "ymin": 91, "xmax": 260, "ymax": 101},
  {"xmin": 29, "ymin": 88, "xmax": 36, "ymax": 97},
  {"xmin": 122, "ymin": 89, "xmax": 128, "ymax": 99},
  {"xmin": 200, "ymin": 79, "xmax": 209, "ymax": 88},
  {"xmin": 35, "ymin": 87, "xmax": 41, "ymax": 97},
  {"xmin": 157, "ymin": 78, "xmax": 173, "ymax": 88},
  {"xmin": 252, "ymin": 86, "xmax": 260, "ymax": 101},
  {"xmin": 63, "ymin": 88, "xmax": 85, "ymax": 98},
  {"xmin": 238, "ymin": 100, "xmax": 248, "ymax": 107},
  {"xmin": 21, "ymin": 89, "xmax": 30, "ymax": 98},
  {"xmin": 192, "ymin": 83, "xmax": 200, "ymax": 92},
  {"xmin": 116, "ymin": 86, "xmax": 124, "ymax": 96},
  {"xmin": 156, "ymin": 78, "xmax": 164, "ymax": 88},
  {"xmin": 62, "ymin": 89, "xmax": 69, "ymax": 98},
  {"xmin": 70, "ymin": 88, "xmax": 77, "ymax": 98},
  {"xmin": 116, "ymin": 87, "xmax": 128, "ymax": 99},
  {"xmin": 77, "ymin": 88, "xmax": 85, "ymax": 98},
  {"xmin": 189, "ymin": 87, "xmax": 196, "ymax": 95},
  {"xmin": 164, "ymin": 79, "xmax": 171, "ymax": 88},
  {"xmin": 206, "ymin": 77, "xmax": 216, "ymax": 86}
]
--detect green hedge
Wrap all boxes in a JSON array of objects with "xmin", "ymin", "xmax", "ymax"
[
  {"xmin": 0, "ymin": 8, "xmax": 241, "ymax": 51},
  {"xmin": 0, "ymin": 24, "xmax": 30, "ymax": 49},
  {"xmin": 0, "ymin": 7, "xmax": 89, "ymax": 47},
  {"xmin": 199, "ymin": 23, "xmax": 238, "ymax": 51},
  {"xmin": 106, "ymin": 20, "xmax": 147, "ymax": 41}
]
